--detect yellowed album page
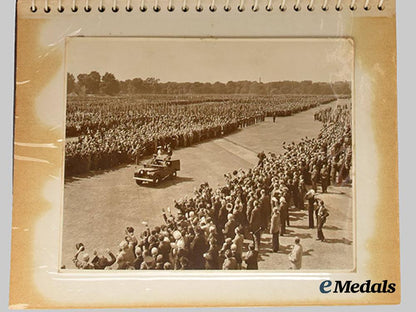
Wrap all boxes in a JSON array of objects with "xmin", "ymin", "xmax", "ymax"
[{"xmin": 10, "ymin": 0, "xmax": 399, "ymax": 308}]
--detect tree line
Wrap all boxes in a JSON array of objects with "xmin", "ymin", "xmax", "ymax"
[{"xmin": 67, "ymin": 71, "xmax": 351, "ymax": 96}]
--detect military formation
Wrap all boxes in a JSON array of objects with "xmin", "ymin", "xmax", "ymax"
[
  {"xmin": 69, "ymin": 103, "xmax": 352, "ymax": 270},
  {"xmin": 65, "ymin": 94, "xmax": 336, "ymax": 177}
]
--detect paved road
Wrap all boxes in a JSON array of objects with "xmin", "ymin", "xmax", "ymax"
[{"xmin": 62, "ymin": 99, "xmax": 352, "ymax": 270}]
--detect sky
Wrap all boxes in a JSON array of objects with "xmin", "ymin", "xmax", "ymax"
[{"xmin": 66, "ymin": 38, "xmax": 353, "ymax": 83}]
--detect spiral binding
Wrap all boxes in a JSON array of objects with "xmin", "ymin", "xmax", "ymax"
[{"xmin": 29, "ymin": 0, "xmax": 386, "ymax": 13}]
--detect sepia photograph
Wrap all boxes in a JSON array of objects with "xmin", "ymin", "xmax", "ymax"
[{"xmin": 61, "ymin": 38, "xmax": 354, "ymax": 271}]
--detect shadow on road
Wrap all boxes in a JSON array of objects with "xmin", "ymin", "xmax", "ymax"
[
  {"xmin": 303, "ymin": 249, "xmax": 314, "ymax": 256},
  {"xmin": 324, "ymin": 237, "xmax": 352, "ymax": 245},
  {"xmin": 284, "ymin": 230, "xmax": 312, "ymax": 240},
  {"xmin": 140, "ymin": 176, "xmax": 195, "ymax": 189},
  {"xmin": 289, "ymin": 210, "xmax": 307, "ymax": 222},
  {"xmin": 290, "ymin": 224, "xmax": 311, "ymax": 230},
  {"xmin": 325, "ymin": 225, "xmax": 342, "ymax": 231},
  {"xmin": 65, "ymin": 163, "xmax": 132, "ymax": 183}
]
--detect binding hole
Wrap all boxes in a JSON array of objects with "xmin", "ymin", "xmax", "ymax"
[
  {"xmin": 377, "ymin": 4, "xmax": 384, "ymax": 11},
  {"xmin": 98, "ymin": 6, "xmax": 105, "ymax": 12},
  {"xmin": 279, "ymin": 5, "xmax": 286, "ymax": 11},
  {"xmin": 71, "ymin": 5, "xmax": 78, "ymax": 12},
  {"xmin": 238, "ymin": 5, "xmax": 244, "ymax": 12},
  {"xmin": 307, "ymin": 5, "xmax": 313, "ymax": 11},
  {"xmin": 196, "ymin": 5, "xmax": 203, "ymax": 12},
  {"xmin": 252, "ymin": 5, "xmax": 258, "ymax": 12},
  {"xmin": 168, "ymin": 5, "xmax": 175, "ymax": 11},
  {"xmin": 349, "ymin": 5, "xmax": 357, "ymax": 11},
  {"xmin": 84, "ymin": 6, "xmax": 92, "ymax": 12},
  {"xmin": 321, "ymin": 5, "xmax": 328, "ymax": 11},
  {"xmin": 335, "ymin": 5, "xmax": 342, "ymax": 11},
  {"xmin": 294, "ymin": 5, "xmax": 300, "ymax": 11},
  {"xmin": 154, "ymin": 5, "xmax": 161, "ymax": 12},
  {"xmin": 31, "ymin": 6, "xmax": 37, "ymax": 12},
  {"xmin": 364, "ymin": 5, "xmax": 370, "ymax": 11},
  {"xmin": 266, "ymin": 6, "xmax": 272, "ymax": 12},
  {"xmin": 182, "ymin": 5, "xmax": 189, "ymax": 12},
  {"xmin": 58, "ymin": 6, "xmax": 65, "ymax": 13},
  {"xmin": 44, "ymin": 6, "xmax": 51, "ymax": 13},
  {"xmin": 127, "ymin": 6, "xmax": 134, "ymax": 12},
  {"xmin": 209, "ymin": 5, "xmax": 216, "ymax": 12},
  {"xmin": 224, "ymin": 6, "xmax": 231, "ymax": 12},
  {"xmin": 112, "ymin": 6, "xmax": 119, "ymax": 12}
]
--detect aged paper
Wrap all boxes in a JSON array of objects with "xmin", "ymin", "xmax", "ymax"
[{"xmin": 10, "ymin": 0, "xmax": 399, "ymax": 308}]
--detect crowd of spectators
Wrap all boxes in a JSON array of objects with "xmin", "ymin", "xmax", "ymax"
[
  {"xmin": 70, "ymin": 103, "xmax": 352, "ymax": 270},
  {"xmin": 65, "ymin": 95, "xmax": 337, "ymax": 176}
]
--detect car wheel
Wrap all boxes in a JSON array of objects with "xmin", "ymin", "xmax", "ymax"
[{"xmin": 136, "ymin": 180, "xmax": 143, "ymax": 185}]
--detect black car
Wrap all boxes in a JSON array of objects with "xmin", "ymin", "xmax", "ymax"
[{"xmin": 133, "ymin": 157, "xmax": 180, "ymax": 185}]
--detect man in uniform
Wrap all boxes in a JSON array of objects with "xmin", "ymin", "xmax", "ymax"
[
  {"xmin": 316, "ymin": 201, "xmax": 329, "ymax": 242},
  {"xmin": 305, "ymin": 189, "xmax": 316, "ymax": 228},
  {"xmin": 249, "ymin": 203, "xmax": 263, "ymax": 250},
  {"xmin": 270, "ymin": 208, "xmax": 281, "ymax": 252}
]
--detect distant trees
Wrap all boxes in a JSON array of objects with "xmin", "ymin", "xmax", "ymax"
[
  {"xmin": 67, "ymin": 73, "xmax": 76, "ymax": 94},
  {"xmin": 67, "ymin": 71, "xmax": 351, "ymax": 96},
  {"xmin": 76, "ymin": 71, "xmax": 101, "ymax": 94},
  {"xmin": 101, "ymin": 73, "xmax": 120, "ymax": 95}
]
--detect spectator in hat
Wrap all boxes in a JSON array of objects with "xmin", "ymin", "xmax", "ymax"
[
  {"xmin": 305, "ymin": 189, "xmax": 316, "ymax": 228},
  {"xmin": 116, "ymin": 240, "xmax": 135, "ymax": 269},
  {"xmin": 244, "ymin": 244, "xmax": 259, "ymax": 270},
  {"xmin": 222, "ymin": 249, "xmax": 237, "ymax": 270},
  {"xmin": 73, "ymin": 244, "xmax": 94, "ymax": 269},
  {"xmin": 279, "ymin": 197, "xmax": 288, "ymax": 235},
  {"xmin": 223, "ymin": 214, "xmax": 237, "ymax": 239},
  {"xmin": 249, "ymin": 203, "xmax": 262, "ymax": 250},
  {"xmin": 316, "ymin": 201, "xmax": 329, "ymax": 242},
  {"xmin": 232, "ymin": 227, "xmax": 244, "ymax": 259},
  {"xmin": 91, "ymin": 248, "xmax": 116, "ymax": 270},
  {"xmin": 204, "ymin": 239, "xmax": 220, "ymax": 269},
  {"xmin": 125, "ymin": 226, "xmax": 138, "ymax": 249},
  {"xmin": 190, "ymin": 227, "xmax": 208, "ymax": 269},
  {"xmin": 270, "ymin": 208, "xmax": 281, "ymax": 252}
]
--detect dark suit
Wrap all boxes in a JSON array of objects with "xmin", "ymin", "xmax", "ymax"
[
  {"xmin": 249, "ymin": 208, "xmax": 262, "ymax": 250},
  {"xmin": 244, "ymin": 250, "xmax": 259, "ymax": 269}
]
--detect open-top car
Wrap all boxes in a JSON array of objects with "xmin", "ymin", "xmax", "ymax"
[{"xmin": 133, "ymin": 157, "xmax": 180, "ymax": 185}]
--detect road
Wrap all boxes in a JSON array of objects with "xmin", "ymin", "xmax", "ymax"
[{"xmin": 62, "ymin": 99, "xmax": 353, "ymax": 270}]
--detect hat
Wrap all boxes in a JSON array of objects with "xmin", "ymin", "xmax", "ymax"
[
  {"xmin": 119, "ymin": 240, "xmax": 128, "ymax": 250},
  {"xmin": 82, "ymin": 253, "xmax": 90, "ymax": 262},
  {"xmin": 172, "ymin": 230, "xmax": 182, "ymax": 240},
  {"xmin": 177, "ymin": 239, "xmax": 185, "ymax": 249},
  {"xmin": 144, "ymin": 255, "xmax": 154, "ymax": 264},
  {"xmin": 135, "ymin": 246, "xmax": 142, "ymax": 256}
]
